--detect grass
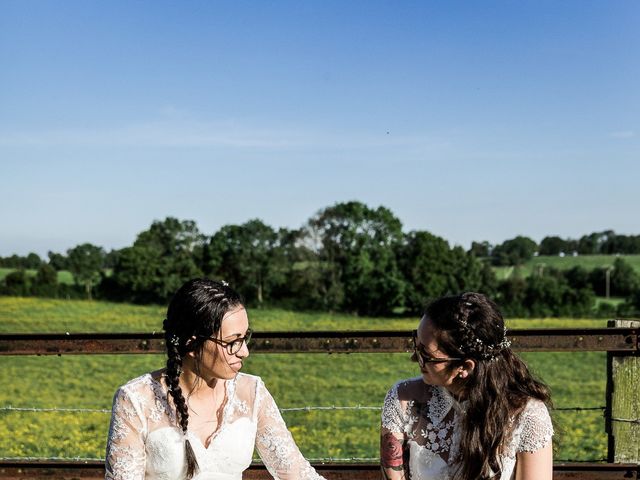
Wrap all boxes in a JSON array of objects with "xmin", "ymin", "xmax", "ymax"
[
  {"xmin": 0, "ymin": 297, "xmax": 607, "ymax": 334},
  {"xmin": 0, "ymin": 297, "xmax": 612, "ymax": 462},
  {"xmin": 0, "ymin": 268, "xmax": 74, "ymax": 285},
  {"xmin": 493, "ymin": 254, "xmax": 640, "ymax": 280}
]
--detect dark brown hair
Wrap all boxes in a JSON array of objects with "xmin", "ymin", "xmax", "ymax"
[
  {"xmin": 163, "ymin": 278, "xmax": 244, "ymax": 479},
  {"xmin": 426, "ymin": 292, "xmax": 551, "ymax": 480}
]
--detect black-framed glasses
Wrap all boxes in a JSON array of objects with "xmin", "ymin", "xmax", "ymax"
[
  {"xmin": 411, "ymin": 330, "xmax": 462, "ymax": 367},
  {"xmin": 201, "ymin": 329, "xmax": 252, "ymax": 355}
]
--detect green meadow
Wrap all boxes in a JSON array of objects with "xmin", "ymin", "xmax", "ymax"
[
  {"xmin": 0, "ymin": 297, "xmax": 609, "ymax": 462},
  {"xmin": 0, "ymin": 267, "xmax": 74, "ymax": 285},
  {"xmin": 492, "ymin": 254, "xmax": 640, "ymax": 280}
]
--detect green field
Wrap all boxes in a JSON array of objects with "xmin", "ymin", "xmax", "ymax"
[
  {"xmin": 0, "ymin": 297, "xmax": 610, "ymax": 462},
  {"xmin": 0, "ymin": 267, "xmax": 74, "ymax": 285},
  {"xmin": 493, "ymin": 254, "xmax": 640, "ymax": 280}
]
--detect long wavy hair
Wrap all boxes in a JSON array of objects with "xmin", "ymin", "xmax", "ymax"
[
  {"xmin": 162, "ymin": 278, "xmax": 244, "ymax": 479},
  {"xmin": 426, "ymin": 292, "xmax": 551, "ymax": 480}
]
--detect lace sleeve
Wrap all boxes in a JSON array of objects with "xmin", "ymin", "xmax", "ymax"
[
  {"xmin": 254, "ymin": 379, "xmax": 326, "ymax": 480},
  {"xmin": 381, "ymin": 383, "xmax": 406, "ymax": 433},
  {"xmin": 516, "ymin": 399, "xmax": 554, "ymax": 454},
  {"xmin": 105, "ymin": 386, "xmax": 147, "ymax": 480}
]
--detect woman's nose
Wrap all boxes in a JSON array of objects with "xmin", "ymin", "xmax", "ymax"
[{"xmin": 237, "ymin": 339, "xmax": 250, "ymax": 358}]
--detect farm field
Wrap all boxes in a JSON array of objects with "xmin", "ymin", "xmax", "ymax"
[
  {"xmin": 492, "ymin": 254, "xmax": 640, "ymax": 280},
  {"xmin": 0, "ymin": 297, "xmax": 610, "ymax": 462},
  {"xmin": 0, "ymin": 267, "xmax": 74, "ymax": 285}
]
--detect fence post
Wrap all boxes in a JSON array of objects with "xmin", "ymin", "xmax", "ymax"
[{"xmin": 606, "ymin": 319, "xmax": 640, "ymax": 463}]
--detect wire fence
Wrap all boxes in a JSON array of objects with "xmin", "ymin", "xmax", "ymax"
[
  {"xmin": 1, "ymin": 328, "xmax": 637, "ymax": 475},
  {"xmin": 0, "ymin": 404, "xmax": 615, "ymax": 414},
  {"xmin": 2, "ymin": 402, "xmax": 632, "ymax": 464}
]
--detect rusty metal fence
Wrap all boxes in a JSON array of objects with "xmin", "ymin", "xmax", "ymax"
[{"xmin": 1, "ymin": 327, "xmax": 639, "ymax": 479}]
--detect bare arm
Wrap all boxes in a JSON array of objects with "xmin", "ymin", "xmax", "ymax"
[
  {"xmin": 515, "ymin": 442, "xmax": 553, "ymax": 480},
  {"xmin": 380, "ymin": 429, "xmax": 408, "ymax": 480}
]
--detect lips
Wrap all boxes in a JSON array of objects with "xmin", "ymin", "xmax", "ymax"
[{"xmin": 229, "ymin": 361, "xmax": 243, "ymax": 371}]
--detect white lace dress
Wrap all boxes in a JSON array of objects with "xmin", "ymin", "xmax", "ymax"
[
  {"xmin": 105, "ymin": 372, "xmax": 325, "ymax": 480},
  {"xmin": 381, "ymin": 377, "xmax": 553, "ymax": 480}
]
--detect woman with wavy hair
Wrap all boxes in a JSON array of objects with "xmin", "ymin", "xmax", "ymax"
[
  {"xmin": 105, "ymin": 278, "xmax": 325, "ymax": 480},
  {"xmin": 381, "ymin": 292, "xmax": 553, "ymax": 480}
]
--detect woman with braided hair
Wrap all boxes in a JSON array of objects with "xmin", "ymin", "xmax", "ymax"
[
  {"xmin": 381, "ymin": 292, "xmax": 553, "ymax": 480},
  {"xmin": 105, "ymin": 278, "xmax": 326, "ymax": 480}
]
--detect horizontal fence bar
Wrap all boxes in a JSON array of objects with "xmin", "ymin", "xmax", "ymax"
[
  {"xmin": 0, "ymin": 404, "xmax": 607, "ymax": 415},
  {"xmin": 0, "ymin": 328, "xmax": 638, "ymax": 355},
  {"xmin": 0, "ymin": 461, "xmax": 638, "ymax": 480}
]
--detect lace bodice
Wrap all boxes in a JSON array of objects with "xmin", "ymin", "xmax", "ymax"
[
  {"xmin": 381, "ymin": 377, "xmax": 553, "ymax": 480},
  {"xmin": 105, "ymin": 372, "xmax": 325, "ymax": 480}
]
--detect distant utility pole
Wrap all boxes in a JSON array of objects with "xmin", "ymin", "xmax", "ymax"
[
  {"xmin": 537, "ymin": 263, "xmax": 546, "ymax": 277},
  {"xmin": 605, "ymin": 266, "xmax": 614, "ymax": 299}
]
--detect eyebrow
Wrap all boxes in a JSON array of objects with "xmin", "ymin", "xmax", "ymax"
[
  {"xmin": 221, "ymin": 329, "xmax": 249, "ymax": 340},
  {"xmin": 416, "ymin": 343, "xmax": 440, "ymax": 357}
]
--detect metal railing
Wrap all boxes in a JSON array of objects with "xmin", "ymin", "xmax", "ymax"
[{"xmin": 1, "ymin": 327, "xmax": 638, "ymax": 479}]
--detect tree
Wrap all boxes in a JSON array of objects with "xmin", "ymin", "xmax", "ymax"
[
  {"xmin": 48, "ymin": 251, "xmax": 69, "ymax": 271},
  {"xmin": 32, "ymin": 263, "xmax": 58, "ymax": 297},
  {"xmin": 564, "ymin": 266, "xmax": 591, "ymax": 291},
  {"xmin": 110, "ymin": 217, "xmax": 204, "ymax": 303},
  {"xmin": 601, "ymin": 234, "xmax": 640, "ymax": 254},
  {"xmin": 104, "ymin": 249, "xmax": 121, "ymax": 269},
  {"xmin": 304, "ymin": 201, "xmax": 405, "ymax": 316},
  {"xmin": 67, "ymin": 243, "xmax": 106, "ymax": 300},
  {"xmin": 610, "ymin": 258, "xmax": 639, "ymax": 297},
  {"xmin": 624, "ymin": 289, "xmax": 640, "ymax": 316},
  {"xmin": 204, "ymin": 219, "xmax": 285, "ymax": 305},
  {"xmin": 0, "ymin": 253, "xmax": 42, "ymax": 269},
  {"xmin": 469, "ymin": 241, "xmax": 492, "ymax": 258},
  {"xmin": 109, "ymin": 245, "xmax": 165, "ymax": 303},
  {"xmin": 491, "ymin": 236, "xmax": 538, "ymax": 266},
  {"xmin": 25, "ymin": 253, "xmax": 43, "ymax": 269},
  {"xmin": 497, "ymin": 277, "xmax": 527, "ymax": 317},
  {"xmin": 2, "ymin": 269, "xmax": 29, "ymax": 296},
  {"xmin": 523, "ymin": 275, "xmax": 566, "ymax": 317},
  {"xmin": 538, "ymin": 236, "xmax": 567, "ymax": 255},
  {"xmin": 577, "ymin": 230, "xmax": 614, "ymax": 255},
  {"xmin": 399, "ymin": 231, "xmax": 465, "ymax": 314}
]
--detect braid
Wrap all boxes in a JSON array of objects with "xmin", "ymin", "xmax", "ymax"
[
  {"xmin": 165, "ymin": 336, "xmax": 199, "ymax": 478},
  {"xmin": 161, "ymin": 278, "xmax": 244, "ymax": 479}
]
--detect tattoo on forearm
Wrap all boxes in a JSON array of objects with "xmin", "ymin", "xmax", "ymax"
[{"xmin": 381, "ymin": 432, "xmax": 405, "ymax": 471}]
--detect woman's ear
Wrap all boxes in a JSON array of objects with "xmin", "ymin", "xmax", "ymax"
[
  {"xmin": 459, "ymin": 359, "xmax": 476, "ymax": 378},
  {"xmin": 185, "ymin": 336, "xmax": 197, "ymax": 358}
]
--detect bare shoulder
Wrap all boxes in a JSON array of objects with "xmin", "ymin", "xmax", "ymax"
[{"xmin": 394, "ymin": 377, "xmax": 433, "ymax": 403}]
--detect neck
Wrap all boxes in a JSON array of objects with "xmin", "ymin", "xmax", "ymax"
[
  {"xmin": 446, "ymin": 382, "xmax": 467, "ymax": 402},
  {"xmin": 178, "ymin": 366, "xmax": 227, "ymax": 399}
]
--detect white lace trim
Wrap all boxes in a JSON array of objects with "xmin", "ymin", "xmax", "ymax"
[
  {"xmin": 106, "ymin": 373, "xmax": 326, "ymax": 480},
  {"xmin": 381, "ymin": 379, "xmax": 553, "ymax": 480}
]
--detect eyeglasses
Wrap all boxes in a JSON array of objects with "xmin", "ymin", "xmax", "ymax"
[
  {"xmin": 201, "ymin": 329, "xmax": 252, "ymax": 355},
  {"xmin": 411, "ymin": 330, "xmax": 462, "ymax": 367}
]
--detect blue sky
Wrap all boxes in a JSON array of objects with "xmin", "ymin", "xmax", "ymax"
[{"xmin": 1, "ymin": 1, "xmax": 638, "ymax": 257}]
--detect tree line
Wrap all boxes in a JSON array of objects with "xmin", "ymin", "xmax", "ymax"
[
  {"xmin": 2, "ymin": 201, "xmax": 639, "ymax": 317},
  {"xmin": 470, "ymin": 230, "xmax": 640, "ymax": 266}
]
